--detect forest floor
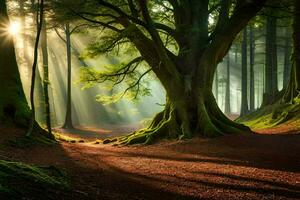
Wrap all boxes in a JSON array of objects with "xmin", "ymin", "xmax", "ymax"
[{"xmin": 0, "ymin": 125, "xmax": 299, "ymax": 200}]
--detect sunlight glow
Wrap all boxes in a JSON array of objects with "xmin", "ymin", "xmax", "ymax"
[{"xmin": 8, "ymin": 21, "xmax": 21, "ymax": 35}]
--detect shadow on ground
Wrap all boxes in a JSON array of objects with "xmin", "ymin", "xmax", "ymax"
[{"xmin": 1, "ymin": 126, "xmax": 299, "ymax": 199}]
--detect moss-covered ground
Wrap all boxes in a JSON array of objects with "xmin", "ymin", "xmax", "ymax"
[{"xmin": 237, "ymin": 98, "xmax": 300, "ymax": 131}]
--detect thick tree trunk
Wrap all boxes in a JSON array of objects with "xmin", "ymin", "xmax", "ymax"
[
  {"xmin": 224, "ymin": 54, "xmax": 231, "ymax": 114},
  {"xmin": 106, "ymin": 0, "xmax": 265, "ymax": 145},
  {"xmin": 283, "ymin": 0, "xmax": 300, "ymax": 103},
  {"xmin": 240, "ymin": 28, "xmax": 249, "ymax": 116},
  {"xmin": 0, "ymin": 0, "xmax": 30, "ymax": 126},
  {"xmin": 263, "ymin": 15, "xmax": 278, "ymax": 105},
  {"xmin": 62, "ymin": 23, "xmax": 73, "ymax": 129},
  {"xmin": 116, "ymin": 76, "xmax": 250, "ymax": 145},
  {"xmin": 249, "ymin": 25, "xmax": 255, "ymax": 111}
]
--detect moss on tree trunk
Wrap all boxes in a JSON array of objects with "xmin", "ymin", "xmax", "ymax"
[
  {"xmin": 111, "ymin": 70, "xmax": 250, "ymax": 145},
  {"xmin": 282, "ymin": 0, "xmax": 300, "ymax": 103}
]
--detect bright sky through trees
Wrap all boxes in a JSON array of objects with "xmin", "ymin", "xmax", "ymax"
[{"xmin": 8, "ymin": 20, "xmax": 20, "ymax": 35}]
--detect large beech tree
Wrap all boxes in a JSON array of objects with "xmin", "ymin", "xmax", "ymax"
[{"xmin": 72, "ymin": 0, "xmax": 266, "ymax": 144}]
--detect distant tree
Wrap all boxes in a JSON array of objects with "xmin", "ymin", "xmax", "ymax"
[
  {"xmin": 224, "ymin": 54, "xmax": 231, "ymax": 115},
  {"xmin": 49, "ymin": 1, "xmax": 91, "ymax": 129},
  {"xmin": 262, "ymin": 9, "xmax": 279, "ymax": 106},
  {"xmin": 249, "ymin": 24, "xmax": 255, "ymax": 111},
  {"xmin": 240, "ymin": 27, "xmax": 249, "ymax": 116},
  {"xmin": 283, "ymin": 26, "xmax": 292, "ymax": 88},
  {"xmin": 41, "ymin": 15, "xmax": 52, "ymax": 134}
]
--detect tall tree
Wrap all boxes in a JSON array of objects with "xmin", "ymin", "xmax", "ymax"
[
  {"xmin": 249, "ymin": 25, "xmax": 255, "ymax": 111},
  {"xmin": 283, "ymin": 26, "xmax": 292, "ymax": 88},
  {"xmin": 63, "ymin": 22, "xmax": 73, "ymax": 129},
  {"xmin": 0, "ymin": 0, "xmax": 51, "ymax": 139},
  {"xmin": 283, "ymin": 0, "xmax": 300, "ymax": 103},
  {"xmin": 240, "ymin": 28, "xmax": 249, "ymax": 116},
  {"xmin": 263, "ymin": 13, "xmax": 278, "ymax": 105},
  {"xmin": 27, "ymin": 0, "xmax": 45, "ymax": 136},
  {"xmin": 0, "ymin": 0, "xmax": 30, "ymax": 126},
  {"xmin": 74, "ymin": 0, "xmax": 266, "ymax": 143},
  {"xmin": 41, "ymin": 17, "xmax": 52, "ymax": 134},
  {"xmin": 54, "ymin": 22, "xmax": 78, "ymax": 129},
  {"xmin": 215, "ymin": 68, "xmax": 219, "ymax": 105},
  {"xmin": 224, "ymin": 53, "xmax": 231, "ymax": 114}
]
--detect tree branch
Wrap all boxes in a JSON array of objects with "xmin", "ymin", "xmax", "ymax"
[{"xmin": 138, "ymin": 0, "xmax": 181, "ymax": 81}]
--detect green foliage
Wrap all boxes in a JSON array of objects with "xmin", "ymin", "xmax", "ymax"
[
  {"xmin": 79, "ymin": 59, "xmax": 153, "ymax": 104},
  {"xmin": 0, "ymin": 160, "xmax": 69, "ymax": 198},
  {"xmin": 82, "ymin": 30, "xmax": 136, "ymax": 58}
]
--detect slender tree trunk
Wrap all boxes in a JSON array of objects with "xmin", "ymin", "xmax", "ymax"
[
  {"xmin": 240, "ymin": 28, "xmax": 249, "ymax": 116},
  {"xmin": 19, "ymin": 0, "xmax": 27, "ymax": 60},
  {"xmin": 62, "ymin": 23, "xmax": 73, "ymax": 129},
  {"xmin": 263, "ymin": 15, "xmax": 278, "ymax": 105},
  {"xmin": 27, "ymin": 0, "xmax": 44, "ymax": 136},
  {"xmin": 41, "ymin": 18, "xmax": 52, "ymax": 135},
  {"xmin": 224, "ymin": 53, "xmax": 231, "ymax": 114},
  {"xmin": 283, "ymin": 27, "xmax": 292, "ymax": 88},
  {"xmin": 249, "ymin": 25, "xmax": 255, "ymax": 111}
]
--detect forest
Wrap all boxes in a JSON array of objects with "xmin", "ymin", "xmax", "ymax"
[{"xmin": 0, "ymin": 0, "xmax": 299, "ymax": 199}]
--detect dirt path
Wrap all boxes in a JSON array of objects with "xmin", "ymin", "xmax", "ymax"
[
  {"xmin": 1, "ymin": 127, "xmax": 299, "ymax": 200},
  {"xmin": 53, "ymin": 124, "xmax": 141, "ymax": 141}
]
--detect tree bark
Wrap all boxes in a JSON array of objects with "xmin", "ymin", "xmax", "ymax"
[
  {"xmin": 282, "ymin": 0, "xmax": 300, "ymax": 103},
  {"xmin": 263, "ymin": 15, "xmax": 278, "ymax": 106},
  {"xmin": 283, "ymin": 27, "xmax": 292, "ymax": 88},
  {"xmin": 27, "ymin": 0, "xmax": 44, "ymax": 136},
  {"xmin": 62, "ymin": 23, "xmax": 73, "ymax": 129},
  {"xmin": 41, "ymin": 17, "xmax": 52, "ymax": 135},
  {"xmin": 249, "ymin": 25, "xmax": 255, "ymax": 111},
  {"xmin": 215, "ymin": 68, "xmax": 219, "ymax": 105},
  {"xmin": 224, "ymin": 54, "xmax": 231, "ymax": 114},
  {"xmin": 240, "ymin": 28, "xmax": 249, "ymax": 116}
]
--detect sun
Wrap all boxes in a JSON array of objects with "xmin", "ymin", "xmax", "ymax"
[{"xmin": 8, "ymin": 21, "xmax": 21, "ymax": 35}]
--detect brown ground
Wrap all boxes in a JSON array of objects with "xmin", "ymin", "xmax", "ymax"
[{"xmin": 0, "ymin": 125, "xmax": 299, "ymax": 200}]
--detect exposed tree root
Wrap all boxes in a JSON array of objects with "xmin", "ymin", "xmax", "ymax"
[{"xmin": 104, "ymin": 95, "xmax": 250, "ymax": 145}]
